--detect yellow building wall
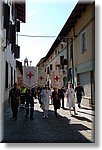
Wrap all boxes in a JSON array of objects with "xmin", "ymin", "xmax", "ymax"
[{"xmin": 74, "ymin": 3, "xmax": 95, "ymax": 65}]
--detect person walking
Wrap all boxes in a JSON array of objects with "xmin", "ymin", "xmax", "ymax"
[
  {"xmin": 25, "ymin": 89, "xmax": 34, "ymax": 120},
  {"xmin": 20, "ymin": 86, "xmax": 26, "ymax": 109},
  {"xmin": 66, "ymin": 83, "xmax": 78, "ymax": 116},
  {"xmin": 75, "ymin": 82, "xmax": 84, "ymax": 108},
  {"xmin": 40, "ymin": 85, "xmax": 51, "ymax": 118},
  {"xmin": 59, "ymin": 87, "xmax": 65, "ymax": 109},
  {"xmin": 52, "ymin": 88, "xmax": 61, "ymax": 117},
  {"xmin": 9, "ymin": 83, "xmax": 20, "ymax": 120}
]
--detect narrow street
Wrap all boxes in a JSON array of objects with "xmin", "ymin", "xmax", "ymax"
[
  {"xmin": 0, "ymin": 0, "xmax": 96, "ymax": 146},
  {"xmin": 2, "ymin": 99, "xmax": 95, "ymax": 143}
]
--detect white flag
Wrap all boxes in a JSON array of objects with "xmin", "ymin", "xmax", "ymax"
[{"xmin": 23, "ymin": 66, "xmax": 37, "ymax": 89}]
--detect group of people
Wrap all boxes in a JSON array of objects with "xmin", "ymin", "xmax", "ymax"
[
  {"xmin": 9, "ymin": 82, "xmax": 84, "ymax": 121},
  {"xmin": 9, "ymin": 84, "xmax": 35, "ymax": 120}
]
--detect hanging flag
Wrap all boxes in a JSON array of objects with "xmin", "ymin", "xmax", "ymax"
[
  {"xmin": 23, "ymin": 66, "xmax": 37, "ymax": 89},
  {"xmin": 38, "ymin": 69, "xmax": 47, "ymax": 87},
  {"xmin": 51, "ymin": 70, "xmax": 63, "ymax": 89}
]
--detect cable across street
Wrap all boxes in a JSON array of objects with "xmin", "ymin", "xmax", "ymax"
[{"xmin": 18, "ymin": 34, "xmax": 56, "ymax": 38}]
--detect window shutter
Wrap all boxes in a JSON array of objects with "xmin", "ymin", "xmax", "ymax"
[
  {"xmin": 80, "ymin": 29, "xmax": 87, "ymax": 53},
  {"xmin": 64, "ymin": 59, "xmax": 67, "ymax": 65},
  {"xmin": 60, "ymin": 56, "xmax": 64, "ymax": 69},
  {"xmin": 60, "ymin": 56, "xmax": 64, "ymax": 65},
  {"xmin": 3, "ymin": 3, "xmax": 10, "ymax": 29},
  {"xmin": 16, "ymin": 20, "xmax": 20, "ymax": 32},
  {"xmin": 14, "ymin": 45, "xmax": 20, "ymax": 58},
  {"xmin": 9, "ymin": 24, "xmax": 16, "ymax": 44}
]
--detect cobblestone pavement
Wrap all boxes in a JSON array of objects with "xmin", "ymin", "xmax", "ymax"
[{"xmin": 2, "ymin": 99, "xmax": 95, "ymax": 143}]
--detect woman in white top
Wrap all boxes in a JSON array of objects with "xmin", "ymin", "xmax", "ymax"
[
  {"xmin": 40, "ymin": 85, "xmax": 51, "ymax": 118},
  {"xmin": 66, "ymin": 83, "xmax": 78, "ymax": 116}
]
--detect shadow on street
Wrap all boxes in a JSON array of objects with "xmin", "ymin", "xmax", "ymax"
[{"xmin": 2, "ymin": 106, "xmax": 92, "ymax": 143}]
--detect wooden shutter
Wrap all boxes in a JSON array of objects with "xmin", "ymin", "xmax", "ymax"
[
  {"xmin": 14, "ymin": 45, "xmax": 20, "ymax": 58},
  {"xmin": 3, "ymin": 3, "xmax": 10, "ymax": 29}
]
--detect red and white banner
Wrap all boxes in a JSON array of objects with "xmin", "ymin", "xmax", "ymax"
[
  {"xmin": 23, "ymin": 66, "xmax": 37, "ymax": 89},
  {"xmin": 51, "ymin": 70, "xmax": 63, "ymax": 89},
  {"xmin": 38, "ymin": 69, "xmax": 47, "ymax": 87}
]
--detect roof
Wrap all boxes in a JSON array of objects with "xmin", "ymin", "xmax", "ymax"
[
  {"xmin": 36, "ymin": 57, "xmax": 45, "ymax": 67},
  {"xmin": 44, "ymin": 1, "xmax": 94, "ymax": 62}
]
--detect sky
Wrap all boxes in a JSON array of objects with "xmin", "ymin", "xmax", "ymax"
[{"xmin": 18, "ymin": 0, "xmax": 79, "ymax": 66}]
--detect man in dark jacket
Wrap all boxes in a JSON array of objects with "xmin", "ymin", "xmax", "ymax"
[
  {"xmin": 25, "ymin": 89, "xmax": 34, "ymax": 120},
  {"xmin": 9, "ymin": 83, "xmax": 20, "ymax": 120},
  {"xmin": 59, "ymin": 87, "xmax": 65, "ymax": 109},
  {"xmin": 75, "ymin": 82, "xmax": 84, "ymax": 108},
  {"xmin": 52, "ymin": 88, "xmax": 61, "ymax": 117}
]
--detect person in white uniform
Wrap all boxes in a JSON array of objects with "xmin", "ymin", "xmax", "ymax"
[
  {"xmin": 40, "ymin": 85, "xmax": 51, "ymax": 118},
  {"xmin": 66, "ymin": 83, "xmax": 78, "ymax": 116}
]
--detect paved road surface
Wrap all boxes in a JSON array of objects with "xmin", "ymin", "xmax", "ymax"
[{"xmin": 2, "ymin": 99, "xmax": 95, "ymax": 143}]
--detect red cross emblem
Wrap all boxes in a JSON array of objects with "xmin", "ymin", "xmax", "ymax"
[
  {"xmin": 27, "ymin": 71, "xmax": 34, "ymax": 79},
  {"xmin": 39, "ymin": 76, "xmax": 43, "ymax": 80},
  {"xmin": 54, "ymin": 75, "xmax": 60, "ymax": 81}
]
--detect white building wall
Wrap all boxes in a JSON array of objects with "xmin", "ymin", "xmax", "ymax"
[
  {"xmin": 4, "ymin": 45, "xmax": 16, "ymax": 102},
  {"xmin": 1, "ymin": 1, "xmax": 16, "ymax": 103}
]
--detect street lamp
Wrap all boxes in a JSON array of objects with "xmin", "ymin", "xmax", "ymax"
[{"xmin": 58, "ymin": 36, "xmax": 74, "ymax": 85}]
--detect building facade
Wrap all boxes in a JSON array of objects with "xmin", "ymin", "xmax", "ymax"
[
  {"xmin": 0, "ymin": 0, "xmax": 25, "ymax": 103},
  {"xmin": 73, "ymin": 2, "xmax": 95, "ymax": 106},
  {"xmin": 37, "ymin": 1, "xmax": 95, "ymax": 107},
  {"xmin": 0, "ymin": 0, "xmax": 26, "ymax": 140}
]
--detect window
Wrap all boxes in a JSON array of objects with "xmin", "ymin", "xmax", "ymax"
[
  {"xmin": 55, "ymin": 50, "xmax": 57, "ymax": 55},
  {"xmin": 61, "ymin": 44, "xmax": 63, "ymax": 49},
  {"xmin": 60, "ymin": 56, "xmax": 64, "ymax": 69},
  {"xmin": 80, "ymin": 30, "xmax": 87, "ymax": 53},
  {"xmin": 50, "ymin": 64, "xmax": 52, "ymax": 70},
  {"xmin": 47, "ymin": 67, "xmax": 49, "ymax": 74}
]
